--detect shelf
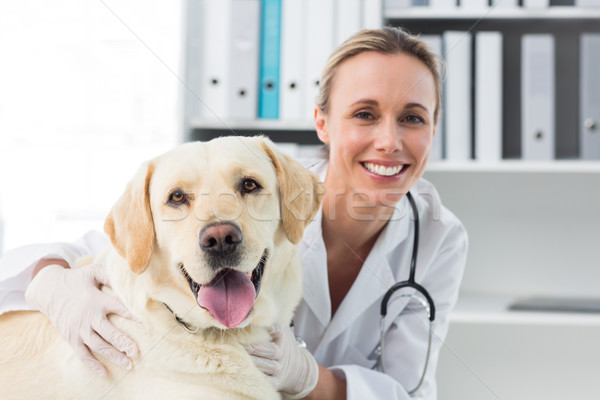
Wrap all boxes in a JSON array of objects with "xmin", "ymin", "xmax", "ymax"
[
  {"xmin": 425, "ymin": 160, "xmax": 600, "ymax": 173},
  {"xmin": 450, "ymin": 294, "xmax": 600, "ymax": 326},
  {"xmin": 188, "ymin": 118, "xmax": 314, "ymax": 132},
  {"xmin": 186, "ymin": 119, "xmax": 320, "ymax": 145},
  {"xmin": 384, "ymin": 6, "xmax": 600, "ymax": 20}
]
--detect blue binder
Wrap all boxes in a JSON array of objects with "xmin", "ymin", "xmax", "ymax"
[{"xmin": 258, "ymin": 0, "xmax": 282, "ymax": 119}]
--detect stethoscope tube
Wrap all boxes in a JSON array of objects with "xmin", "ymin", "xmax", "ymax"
[
  {"xmin": 375, "ymin": 191, "xmax": 436, "ymax": 396},
  {"xmin": 380, "ymin": 280, "xmax": 435, "ymax": 322},
  {"xmin": 380, "ymin": 192, "xmax": 436, "ymax": 322}
]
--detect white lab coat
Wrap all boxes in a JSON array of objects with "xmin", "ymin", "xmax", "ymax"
[
  {"xmin": 0, "ymin": 159, "xmax": 467, "ymax": 400},
  {"xmin": 0, "ymin": 230, "xmax": 107, "ymax": 315},
  {"xmin": 293, "ymin": 160, "xmax": 468, "ymax": 399}
]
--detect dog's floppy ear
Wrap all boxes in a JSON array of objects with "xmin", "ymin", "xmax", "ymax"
[
  {"xmin": 104, "ymin": 161, "xmax": 156, "ymax": 274},
  {"xmin": 260, "ymin": 138, "xmax": 325, "ymax": 244}
]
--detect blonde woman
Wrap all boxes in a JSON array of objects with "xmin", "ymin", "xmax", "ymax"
[{"xmin": 0, "ymin": 28, "xmax": 467, "ymax": 399}]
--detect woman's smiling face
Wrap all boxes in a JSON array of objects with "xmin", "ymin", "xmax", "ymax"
[{"xmin": 315, "ymin": 51, "xmax": 437, "ymax": 207}]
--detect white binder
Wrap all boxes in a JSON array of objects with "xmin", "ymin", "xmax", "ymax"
[
  {"xmin": 443, "ymin": 31, "xmax": 473, "ymax": 161},
  {"xmin": 460, "ymin": 0, "xmax": 488, "ymax": 8},
  {"xmin": 383, "ymin": 0, "xmax": 411, "ymax": 8},
  {"xmin": 280, "ymin": 0, "xmax": 306, "ymax": 121},
  {"xmin": 335, "ymin": 0, "xmax": 361, "ymax": 47},
  {"xmin": 521, "ymin": 34, "xmax": 555, "ymax": 160},
  {"xmin": 523, "ymin": 0, "xmax": 549, "ymax": 7},
  {"xmin": 182, "ymin": 0, "xmax": 206, "ymax": 122},
  {"xmin": 576, "ymin": 0, "xmax": 600, "ymax": 6},
  {"xmin": 430, "ymin": 0, "xmax": 456, "ymax": 8},
  {"xmin": 580, "ymin": 34, "xmax": 600, "ymax": 160},
  {"xmin": 420, "ymin": 34, "xmax": 444, "ymax": 161},
  {"xmin": 491, "ymin": 0, "xmax": 518, "ymax": 7},
  {"xmin": 304, "ymin": 0, "xmax": 334, "ymax": 119},
  {"xmin": 361, "ymin": 0, "xmax": 383, "ymax": 29},
  {"xmin": 475, "ymin": 31, "xmax": 503, "ymax": 162},
  {"xmin": 229, "ymin": 0, "xmax": 260, "ymax": 120},
  {"xmin": 200, "ymin": 0, "xmax": 232, "ymax": 120}
]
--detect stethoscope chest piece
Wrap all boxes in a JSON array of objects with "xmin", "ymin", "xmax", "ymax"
[{"xmin": 372, "ymin": 191, "xmax": 436, "ymax": 396}]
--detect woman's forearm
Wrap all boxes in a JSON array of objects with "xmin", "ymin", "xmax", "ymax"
[
  {"xmin": 32, "ymin": 258, "xmax": 70, "ymax": 278},
  {"xmin": 304, "ymin": 365, "xmax": 347, "ymax": 400}
]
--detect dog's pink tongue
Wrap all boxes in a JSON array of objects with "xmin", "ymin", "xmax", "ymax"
[{"xmin": 196, "ymin": 270, "xmax": 256, "ymax": 328}]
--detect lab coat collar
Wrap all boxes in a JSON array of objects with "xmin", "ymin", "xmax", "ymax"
[
  {"xmin": 299, "ymin": 195, "xmax": 412, "ymax": 350},
  {"xmin": 317, "ymin": 200, "xmax": 411, "ymax": 349},
  {"xmin": 297, "ymin": 158, "xmax": 330, "ymax": 328},
  {"xmin": 298, "ymin": 206, "xmax": 331, "ymax": 328}
]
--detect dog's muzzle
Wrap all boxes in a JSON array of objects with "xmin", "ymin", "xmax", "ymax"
[
  {"xmin": 199, "ymin": 222, "xmax": 243, "ymax": 270},
  {"xmin": 179, "ymin": 248, "xmax": 268, "ymax": 329}
]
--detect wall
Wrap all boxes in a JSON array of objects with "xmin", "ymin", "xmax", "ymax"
[{"xmin": 0, "ymin": 0, "xmax": 183, "ymax": 252}]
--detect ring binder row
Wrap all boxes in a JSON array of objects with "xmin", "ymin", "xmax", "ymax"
[
  {"xmin": 580, "ymin": 34, "xmax": 600, "ymax": 160},
  {"xmin": 381, "ymin": 2, "xmax": 600, "ymax": 162},
  {"xmin": 185, "ymin": 0, "xmax": 383, "ymax": 125},
  {"xmin": 424, "ymin": 30, "xmax": 600, "ymax": 162},
  {"xmin": 184, "ymin": 0, "xmax": 600, "ymax": 161},
  {"xmin": 384, "ymin": 0, "xmax": 600, "ymax": 7}
]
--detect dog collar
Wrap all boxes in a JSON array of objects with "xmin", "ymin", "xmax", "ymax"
[{"xmin": 163, "ymin": 302, "xmax": 200, "ymax": 333}]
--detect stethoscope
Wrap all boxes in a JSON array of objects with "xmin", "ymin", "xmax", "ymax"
[
  {"xmin": 293, "ymin": 191, "xmax": 436, "ymax": 395},
  {"xmin": 369, "ymin": 191, "xmax": 436, "ymax": 396}
]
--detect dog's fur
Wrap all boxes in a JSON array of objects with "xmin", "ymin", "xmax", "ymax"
[{"xmin": 0, "ymin": 136, "xmax": 324, "ymax": 400}]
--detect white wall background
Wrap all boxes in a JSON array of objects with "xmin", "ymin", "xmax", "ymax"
[{"xmin": 0, "ymin": 0, "xmax": 184, "ymax": 253}]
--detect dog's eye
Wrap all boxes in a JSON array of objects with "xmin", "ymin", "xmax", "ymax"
[
  {"xmin": 168, "ymin": 190, "xmax": 188, "ymax": 205},
  {"xmin": 241, "ymin": 179, "xmax": 261, "ymax": 194}
]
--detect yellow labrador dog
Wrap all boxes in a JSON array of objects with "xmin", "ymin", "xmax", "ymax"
[{"xmin": 0, "ymin": 136, "xmax": 324, "ymax": 400}]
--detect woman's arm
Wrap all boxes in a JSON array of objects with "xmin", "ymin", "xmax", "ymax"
[
  {"xmin": 0, "ymin": 230, "xmax": 108, "ymax": 314},
  {"xmin": 304, "ymin": 365, "xmax": 346, "ymax": 400},
  {"xmin": 246, "ymin": 326, "xmax": 348, "ymax": 400},
  {"xmin": 245, "ymin": 324, "xmax": 319, "ymax": 399},
  {"xmin": 0, "ymin": 231, "xmax": 139, "ymax": 375},
  {"xmin": 329, "ymin": 221, "xmax": 468, "ymax": 399},
  {"xmin": 32, "ymin": 257, "xmax": 69, "ymax": 277},
  {"xmin": 25, "ymin": 262, "xmax": 139, "ymax": 376}
]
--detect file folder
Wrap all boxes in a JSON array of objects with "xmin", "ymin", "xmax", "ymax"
[
  {"xmin": 335, "ymin": 0, "xmax": 361, "ymax": 47},
  {"xmin": 580, "ymin": 34, "xmax": 600, "ymax": 160},
  {"xmin": 182, "ymin": 0, "xmax": 205, "ymax": 122},
  {"xmin": 443, "ymin": 31, "xmax": 473, "ymax": 161},
  {"xmin": 420, "ymin": 34, "xmax": 444, "ymax": 161},
  {"xmin": 576, "ymin": 0, "xmax": 600, "ymax": 6},
  {"xmin": 383, "ymin": 0, "xmax": 411, "ymax": 8},
  {"xmin": 304, "ymin": 0, "xmax": 334, "ymax": 119},
  {"xmin": 200, "ymin": 0, "xmax": 232, "ymax": 120},
  {"xmin": 460, "ymin": 0, "xmax": 487, "ymax": 7},
  {"xmin": 475, "ymin": 31, "xmax": 503, "ymax": 162},
  {"xmin": 280, "ymin": 0, "xmax": 306, "ymax": 120},
  {"xmin": 521, "ymin": 34, "xmax": 555, "ymax": 160},
  {"xmin": 229, "ymin": 0, "xmax": 261, "ymax": 120},
  {"xmin": 491, "ymin": 0, "xmax": 518, "ymax": 7},
  {"xmin": 523, "ymin": 0, "xmax": 549, "ymax": 7},
  {"xmin": 258, "ymin": 0, "xmax": 281, "ymax": 119},
  {"xmin": 361, "ymin": 0, "xmax": 383, "ymax": 29},
  {"xmin": 430, "ymin": 0, "xmax": 456, "ymax": 8}
]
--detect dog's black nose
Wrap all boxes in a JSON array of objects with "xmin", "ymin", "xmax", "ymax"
[{"xmin": 199, "ymin": 222, "xmax": 242, "ymax": 256}]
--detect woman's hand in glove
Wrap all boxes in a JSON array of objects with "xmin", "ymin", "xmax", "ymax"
[
  {"xmin": 245, "ymin": 324, "xmax": 319, "ymax": 399},
  {"xmin": 25, "ymin": 262, "xmax": 139, "ymax": 376}
]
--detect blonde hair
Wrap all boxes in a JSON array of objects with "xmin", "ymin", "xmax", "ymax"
[{"xmin": 316, "ymin": 27, "xmax": 443, "ymax": 123}]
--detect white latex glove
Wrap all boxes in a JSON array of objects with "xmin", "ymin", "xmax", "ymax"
[
  {"xmin": 245, "ymin": 324, "xmax": 319, "ymax": 399},
  {"xmin": 25, "ymin": 263, "xmax": 139, "ymax": 376}
]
